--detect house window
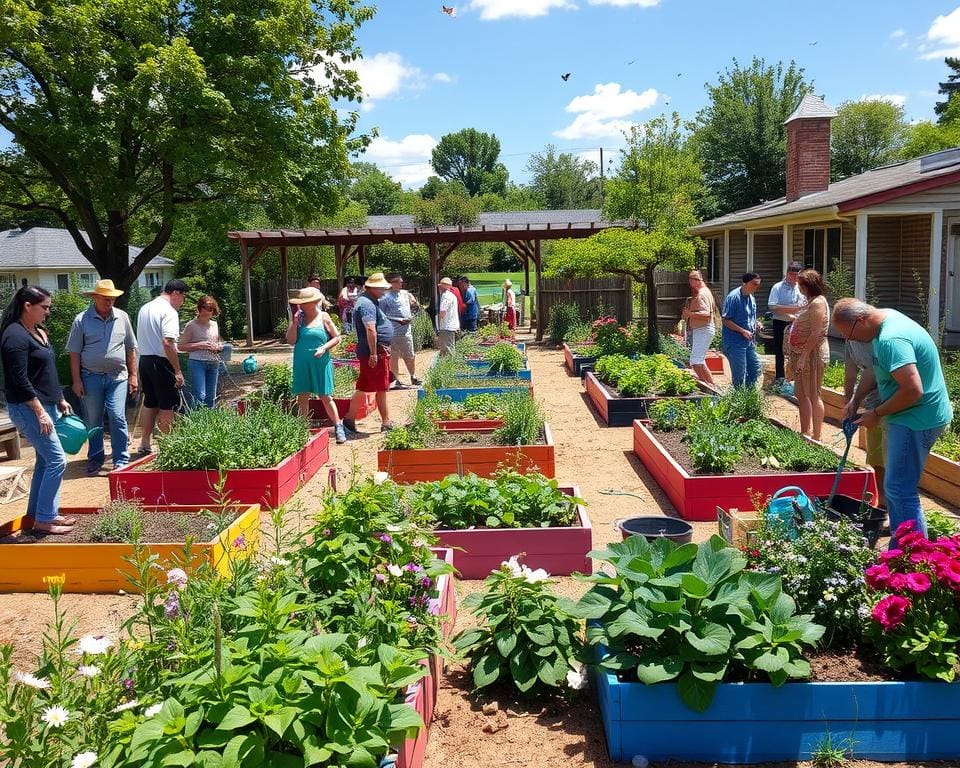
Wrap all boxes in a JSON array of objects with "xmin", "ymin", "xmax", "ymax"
[
  {"xmin": 701, "ymin": 237, "xmax": 721, "ymax": 283},
  {"xmin": 0, "ymin": 273, "xmax": 16, "ymax": 293},
  {"xmin": 803, "ymin": 227, "xmax": 842, "ymax": 275},
  {"xmin": 76, "ymin": 273, "xmax": 97, "ymax": 289},
  {"xmin": 56, "ymin": 274, "xmax": 69, "ymax": 291},
  {"xmin": 143, "ymin": 271, "xmax": 162, "ymax": 288}
]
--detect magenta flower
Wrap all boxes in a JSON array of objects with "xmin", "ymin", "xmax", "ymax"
[
  {"xmin": 872, "ymin": 594, "xmax": 912, "ymax": 632},
  {"xmin": 378, "ymin": 534, "xmax": 393, "ymax": 544},
  {"xmin": 232, "ymin": 534, "xmax": 247, "ymax": 551},
  {"xmin": 878, "ymin": 549, "xmax": 903, "ymax": 562},
  {"xmin": 865, "ymin": 563, "xmax": 891, "ymax": 589},
  {"xmin": 903, "ymin": 572, "xmax": 932, "ymax": 594},
  {"xmin": 894, "ymin": 520, "xmax": 917, "ymax": 538}
]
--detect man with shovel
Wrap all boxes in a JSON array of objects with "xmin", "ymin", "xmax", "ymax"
[{"xmin": 832, "ymin": 298, "xmax": 952, "ymax": 543}]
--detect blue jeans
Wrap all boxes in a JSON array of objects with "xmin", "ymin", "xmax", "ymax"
[
  {"xmin": 462, "ymin": 315, "xmax": 478, "ymax": 332},
  {"xmin": 81, "ymin": 372, "xmax": 129, "ymax": 467},
  {"xmin": 188, "ymin": 359, "xmax": 220, "ymax": 408},
  {"xmin": 8, "ymin": 401, "xmax": 66, "ymax": 523},
  {"xmin": 885, "ymin": 422, "xmax": 944, "ymax": 546},
  {"xmin": 724, "ymin": 343, "xmax": 761, "ymax": 388}
]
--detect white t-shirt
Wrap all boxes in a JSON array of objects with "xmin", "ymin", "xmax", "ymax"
[
  {"xmin": 437, "ymin": 290, "xmax": 460, "ymax": 332},
  {"xmin": 137, "ymin": 296, "xmax": 180, "ymax": 356}
]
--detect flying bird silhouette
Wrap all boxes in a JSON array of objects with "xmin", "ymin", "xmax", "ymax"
[
  {"xmin": 441, "ymin": 5, "xmax": 456, "ymax": 16},
  {"xmin": 627, "ymin": 59, "xmax": 636, "ymax": 65},
  {"xmin": 808, "ymin": 40, "xmax": 818, "ymax": 45},
  {"xmin": 561, "ymin": 72, "xmax": 571, "ymax": 81},
  {"xmin": 677, "ymin": 72, "xmax": 683, "ymax": 77}
]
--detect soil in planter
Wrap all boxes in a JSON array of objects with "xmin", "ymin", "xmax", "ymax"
[
  {"xmin": 419, "ymin": 429, "xmax": 547, "ymax": 449},
  {"xmin": 1, "ymin": 509, "xmax": 240, "ymax": 544}
]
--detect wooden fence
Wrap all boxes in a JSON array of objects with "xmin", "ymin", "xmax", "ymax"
[{"xmin": 539, "ymin": 276, "xmax": 634, "ymax": 330}]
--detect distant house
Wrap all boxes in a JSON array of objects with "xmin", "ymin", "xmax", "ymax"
[
  {"xmin": 0, "ymin": 227, "xmax": 174, "ymax": 294},
  {"xmin": 690, "ymin": 93, "xmax": 960, "ymax": 343}
]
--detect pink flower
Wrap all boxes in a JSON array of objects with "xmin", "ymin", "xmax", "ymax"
[
  {"xmin": 903, "ymin": 572, "xmax": 932, "ymax": 594},
  {"xmin": 898, "ymin": 531, "xmax": 927, "ymax": 549},
  {"xmin": 878, "ymin": 549, "xmax": 903, "ymax": 562},
  {"xmin": 887, "ymin": 573, "xmax": 909, "ymax": 591},
  {"xmin": 872, "ymin": 594, "xmax": 912, "ymax": 632},
  {"xmin": 894, "ymin": 520, "xmax": 917, "ymax": 539},
  {"xmin": 865, "ymin": 563, "xmax": 891, "ymax": 589}
]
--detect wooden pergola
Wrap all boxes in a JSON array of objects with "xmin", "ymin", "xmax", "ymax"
[{"xmin": 227, "ymin": 213, "xmax": 625, "ymax": 346}]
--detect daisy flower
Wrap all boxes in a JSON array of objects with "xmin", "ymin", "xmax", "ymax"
[
  {"xmin": 15, "ymin": 671, "xmax": 51, "ymax": 689},
  {"xmin": 112, "ymin": 699, "xmax": 139, "ymax": 713},
  {"xmin": 77, "ymin": 636, "xmax": 113, "ymax": 656},
  {"xmin": 41, "ymin": 705, "xmax": 69, "ymax": 727},
  {"xmin": 77, "ymin": 665, "xmax": 100, "ymax": 678},
  {"xmin": 71, "ymin": 752, "xmax": 97, "ymax": 768}
]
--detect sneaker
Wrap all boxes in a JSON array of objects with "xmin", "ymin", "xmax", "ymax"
[
  {"xmin": 342, "ymin": 418, "xmax": 358, "ymax": 434},
  {"xmin": 392, "ymin": 382, "xmax": 408, "ymax": 390},
  {"xmin": 335, "ymin": 424, "xmax": 347, "ymax": 444},
  {"xmin": 411, "ymin": 377, "xmax": 422, "ymax": 386},
  {"xmin": 113, "ymin": 461, "xmax": 129, "ymax": 471},
  {"xmin": 381, "ymin": 421, "xmax": 397, "ymax": 432},
  {"xmin": 133, "ymin": 446, "xmax": 154, "ymax": 458},
  {"xmin": 86, "ymin": 462, "xmax": 103, "ymax": 477}
]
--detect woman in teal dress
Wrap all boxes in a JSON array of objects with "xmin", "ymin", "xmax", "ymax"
[{"xmin": 285, "ymin": 287, "xmax": 346, "ymax": 444}]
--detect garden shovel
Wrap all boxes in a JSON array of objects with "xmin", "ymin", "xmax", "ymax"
[{"xmin": 827, "ymin": 418, "xmax": 858, "ymax": 509}]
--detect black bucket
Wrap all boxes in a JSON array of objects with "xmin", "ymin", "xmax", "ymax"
[
  {"xmin": 617, "ymin": 516, "xmax": 693, "ymax": 544},
  {"xmin": 816, "ymin": 494, "xmax": 887, "ymax": 549}
]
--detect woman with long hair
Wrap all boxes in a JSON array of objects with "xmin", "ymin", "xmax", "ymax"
[
  {"xmin": 789, "ymin": 269, "xmax": 830, "ymax": 441},
  {"xmin": 682, "ymin": 269, "xmax": 717, "ymax": 385},
  {"xmin": 0, "ymin": 286, "xmax": 74, "ymax": 533},
  {"xmin": 179, "ymin": 295, "xmax": 224, "ymax": 408}
]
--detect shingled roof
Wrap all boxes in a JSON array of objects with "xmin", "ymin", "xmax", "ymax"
[
  {"xmin": 0, "ymin": 227, "xmax": 173, "ymax": 269},
  {"xmin": 366, "ymin": 210, "xmax": 605, "ymax": 229}
]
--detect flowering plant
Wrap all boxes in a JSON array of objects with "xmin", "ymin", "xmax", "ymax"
[
  {"xmin": 864, "ymin": 521, "xmax": 960, "ymax": 681},
  {"xmin": 591, "ymin": 317, "xmax": 645, "ymax": 357},
  {"xmin": 453, "ymin": 555, "xmax": 584, "ymax": 694}
]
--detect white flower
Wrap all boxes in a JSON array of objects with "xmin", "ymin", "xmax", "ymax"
[
  {"xmin": 112, "ymin": 699, "xmax": 139, "ymax": 713},
  {"xmin": 373, "ymin": 471, "xmax": 389, "ymax": 485},
  {"xmin": 15, "ymin": 671, "xmax": 51, "ymax": 689},
  {"xmin": 77, "ymin": 636, "xmax": 113, "ymax": 656},
  {"xmin": 522, "ymin": 567, "xmax": 550, "ymax": 584},
  {"xmin": 387, "ymin": 564, "xmax": 403, "ymax": 578},
  {"xmin": 268, "ymin": 556, "xmax": 289, "ymax": 568},
  {"xmin": 144, "ymin": 703, "xmax": 163, "ymax": 718},
  {"xmin": 71, "ymin": 752, "xmax": 97, "ymax": 768},
  {"xmin": 166, "ymin": 568, "xmax": 188, "ymax": 590},
  {"xmin": 357, "ymin": 637, "xmax": 368, "ymax": 648},
  {"xmin": 41, "ymin": 705, "xmax": 69, "ymax": 727},
  {"xmin": 566, "ymin": 666, "xmax": 588, "ymax": 690},
  {"xmin": 501, "ymin": 556, "xmax": 523, "ymax": 578},
  {"xmin": 77, "ymin": 665, "xmax": 100, "ymax": 678}
]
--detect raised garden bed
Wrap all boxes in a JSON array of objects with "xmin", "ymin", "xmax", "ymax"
[
  {"xmin": 594, "ymin": 656, "xmax": 960, "ymax": 763},
  {"xmin": 110, "ymin": 429, "xmax": 329, "ymax": 507},
  {"xmin": 563, "ymin": 342, "xmax": 599, "ymax": 377},
  {"xmin": 585, "ymin": 371, "xmax": 712, "ymax": 427},
  {"xmin": 919, "ymin": 450, "xmax": 960, "ymax": 507},
  {"xmin": 418, "ymin": 383, "xmax": 533, "ymax": 403},
  {"xmin": 0, "ymin": 504, "xmax": 260, "ymax": 593},
  {"xmin": 632, "ymin": 419, "xmax": 877, "ymax": 521},
  {"xmin": 704, "ymin": 349, "xmax": 725, "ymax": 374},
  {"xmin": 310, "ymin": 391, "xmax": 376, "ymax": 423},
  {"xmin": 455, "ymin": 366, "xmax": 531, "ymax": 381},
  {"xmin": 378, "ymin": 424, "xmax": 555, "ymax": 483},
  {"xmin": 434, "ymin": 486, "xmax": 591, "ymax": 579}
]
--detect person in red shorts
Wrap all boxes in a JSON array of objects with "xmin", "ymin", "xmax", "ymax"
[{"xmin": 342, "ymin": 272, "xmax": 395, "ymax": 434}]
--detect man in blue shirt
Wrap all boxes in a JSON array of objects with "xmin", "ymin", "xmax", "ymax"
[
  {"xmin": 343, "ymin": 273, "xmax": 395, "ymax": 434},
  {"xmin": 458, "ymin": 276, "xmax": 479, "ymax": 332},
  {"xmin": 721, "ymin": 272, "xmax": 763, "ymax": 389},
  {"xmin": 832, "ymin": 298, "xmax": 953, "ymax": 544},
  {"xmin": 767, "ymin": 262, "xmax": 803, "ymax": 384}
]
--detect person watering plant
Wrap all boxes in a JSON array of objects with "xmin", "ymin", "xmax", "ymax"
[
  {"xmin": 0, "ymin": 286, "xmax": 74, "ymax": 534},
  {"xmin": 832, "ymin": 298, "xmax": 952, "ymax": 544}
]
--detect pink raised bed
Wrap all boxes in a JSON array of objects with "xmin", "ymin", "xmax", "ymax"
[
  {"xmin": 434, "ymin": 485, "xmax": 591, "ymax": 579},
  {"xmin": 109, "ymin": 429, "xmax": 330, "ymax": 508},
  {"xmin": 632, "ymin": 420, "xmax": 877, "ymax": 522}
]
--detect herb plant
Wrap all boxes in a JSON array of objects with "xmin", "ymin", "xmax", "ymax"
[
  {"xmin": 574, "ymin": 535, "xmax": 824, "ymax": 712},
  {"xmin": 821, "ymin": 361, "xmax": 845, "ymax": 390},
  {"xmin": 594, "ymin": 354, "xmax": 698, "ymax": 397},
  {"xmin": 493, "ymin": 391, "xmax": 544, "ymax": 446},
  {"xmin": 454, "ymin": 557, "xmax": 584, "ymax": 694},
  {"xmin": 259, "ymin": 362, "xmax": 292, "ymax": 403},
  {"xmin": 412, "ymin": 310, "xmax": 437, "ymax": 351},
  {"xmin": 483, "ymin": 342, "xmax": 525, "ymax": 375},
  {"xmin": 90, "ymin": 498, "xmax": 145, "ymax": 543},
  {"xmin": 548, "ymin": 302, "xmax": 581, "ymax": 345},
  {"xmin": 476, "ymin": 322, "xmax": 513, "ymax": 342}
]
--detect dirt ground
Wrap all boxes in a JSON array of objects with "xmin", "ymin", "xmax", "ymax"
[{"xmin": 1, "ymin": 337, "xmax": 959, "ymax": 768}]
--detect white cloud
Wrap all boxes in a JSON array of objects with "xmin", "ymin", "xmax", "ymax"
[
  {"xmin": 554, "ymin": 82, "xmax": 658, "ymax": 140},
  {"xmin": 890, "ymin": 28, "xmax": 906, "ymax": 39},
  {"xmin": 433, "ymin": 72, "xmax": 454, "ymax": 84},
  {"xmin": 362, "ymin": 134, "xmax": 438, "ymax": 187},
  {"xmin": 351, "ymin": 52, "xmax": 422, "ymax": 102},
  {"xmin": 920, "ymin": 7, "xmax": 960, "ymax": 59},
  {"xmin": 861, "ymin": 93, "xmax": 908, "ymax": 107},
  {"xmin": 467, "ymin": 0, "xmax": 576, "ymax": 20}
]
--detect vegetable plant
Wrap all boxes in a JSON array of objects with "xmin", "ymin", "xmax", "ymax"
[
  {"xmin": 259, "ymin": 363, "xmax": 292, "ymax": 403},
  {"xmin": 493, "ymin": 391, "xmax": 544, "ymax": 446},
  {"xmin": 574, "ymin": 535, "xmax": 824, "ymax": 712},
  {"xmin": 454, "ymin": 557, "xmax": 584, "ymax": 694},
  {"xmin": 821, "ymin": 361, "xmax": 845, "ymax": 389},
  {"xmin": 594, "ymin": 354, "xmax": 697, "ymax": 397},
  {"xmin": 483, "ymin": 342, "xmax": 524, "ymax": 375},
  {"xmin": 476, "ymin": 322, "xmax": 513, "ymax": 342}
]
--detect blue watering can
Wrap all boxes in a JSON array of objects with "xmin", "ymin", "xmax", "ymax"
[
  {"xmin": 242, "ymin": 355, "xmax": 257, "ymax": 374},
  {"xmin": 55, "ymin": 413, "xmax": 102, "ymax": 455},
  {"xmin": 767, "ymin": 486, "xmax": 816, "ymax": 539}
]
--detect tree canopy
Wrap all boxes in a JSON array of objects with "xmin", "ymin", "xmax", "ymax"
[
  {"xmin": 349, "ymin": 162, "xmax": 403, "ymax": 216},
  {"xmin": 831, "ymin": 100, "xmax": 910, "ymax": 180},
  {"xmin": 526, "ymin": 145, "xmax": 600, "ymax": 209},
  {"xmin": 430, "ymin": 128, "xmax": 509, "ymax": 197},
  {"xmin": 692, "ymin": 57, "xmax": 812, "ymax": 216},
  {"xmin": 936, "ymin": 57, "xmax": 960, "ymax": 122},
  {"xmin": 0, "ymin": 0, "xmax": 373, "ymax": 294}
]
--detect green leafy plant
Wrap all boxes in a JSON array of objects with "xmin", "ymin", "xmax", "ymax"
[
  {"xmin": 647, "ymin": 398, "xmax": 696, "ymax": 431},
  {"xmin": 563, "ymin": 322, "xmax": 593, "ymax": 344},
  {"xmin": 933, "ymin": 430, "xmax": 960, "ymax": 461},
  {"xmin": 594, "ymin": 353, "xmax": 697, "ymax": 397},
  {"xmin": 425, "ymin": 355, "xmax": 463, "ymax": 390},
  {"xmin": 821, "ymin": 361, "xmax": 845, "ymax": 390},
  {"xmin": 382, "ymin": 425, "xmax": 426, "ymax": 450},
  {"xmin": 260, "ymin": 363, "xmax": 293, "ymax": 403},
  {"xmin": 927, "ymin": 509, "xmax": 960, "ymax": 539},
  {"xmin": 476, "ymin": 322, "xmax": 513, "ymax": 342},
  {"xmin": 454, "ymin": 557, "xmax": 584, "ymax": 694},
  {"xmin": 590, "ymin": 317, "xmax": 646, "ymax": 357},
  {"xmin": 90, "ymin": 498, "xmax": 145, "ymax": 543},
  {"xmin": 548, "ymin": 302, "xmax": 581, "ymax": 345},
  {"xmin": 685, "ymin": 419, "xmax": 741, "ymax": 474},
  {"xmin": 483, "ymin": 342, "xmax": 524, "ymax": 375},
  {"xmin": 412, "ymin": 310, "xmax": 436, "ymax": 351},
  {"xmin": 574, "ymin": 535, "xmax": 824, "ymax": 712},
  {"xmin": 493, "ymin": 391, "xmax": 544, "ymax": 446}
]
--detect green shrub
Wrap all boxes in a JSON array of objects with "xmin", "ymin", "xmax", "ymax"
[
  {"xmin": 494, "ymin": 391, "xmax": 544, "ymax": 446},
  {"xmin": 425, "ymin": 355, "xmax": 462, "ymax": 390},
  {"xmin": 412, "ymin": 310, "xmax": 436, "ymax": 351},
  {"xmin": 563, "ymin": 322, "xmax": 593, "ymax": 344},
  {"xmin": 260, "ymin": 362, "xmax": 293, "ymax": 402},
  {"xmin": 548, "ymin": 302, "xmax": 581, "ymax": 345},
  {"xmin": 822, "ymin": 361, "xmax": 844, "ymax": 389},
  {"xmin": 483, "ymin": 342, "xmax": 524, "ymax": 375},
  {"xmin": 47, "ymin": 289, "xmax": 91, "ymax": 383},
  {"xmin": 90, "ymin": 498, "xmax": 144, "ymax": 543}
]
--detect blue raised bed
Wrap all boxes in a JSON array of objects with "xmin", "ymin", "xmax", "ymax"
[
  {"xmin": 455, "ymin": 367, "xmax": 532, "ymax": 381},
  {"xmin": 417, "ymin": 385, "xmax": 530, "ymax": 402},
  {"xmin": 594, "ymin": 647, "xmax": 960, "ymax": 763}
]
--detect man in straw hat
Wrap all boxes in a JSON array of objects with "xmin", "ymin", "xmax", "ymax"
[
  {"xmin": 343, "ymin": 272, "xmax": 396, "ymax": 434},
  {"xmin": 437, "ymin": 277, "xmax": 460, "ymax": 356},
  {"xmin": 65, "ymin": 279, "xmax": 138, "ymax": 474}
]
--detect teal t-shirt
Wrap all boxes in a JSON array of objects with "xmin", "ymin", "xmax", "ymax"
[{"xmin": 872, "ymin": 310, "xmax": 953, "ymax": 430}]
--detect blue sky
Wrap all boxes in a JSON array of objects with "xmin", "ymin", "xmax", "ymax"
[{"xmin": 348, "ymin": 1, "xmax": 960, "ymax": 188}]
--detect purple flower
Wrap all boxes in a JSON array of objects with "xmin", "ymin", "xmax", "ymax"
[
  {"xmin": 164, "ymin": 592, "xmax": 180, "ymax": 620},
  {"xmin": 232, "ymin": 534, "xmax": 247, "ymax": 551},
  {"xmin": 420, "ymin": 576, "xmax": 432, "ymax": 589},
  {"xmin": 321, "ymin": 528, "xmax": 331, "ymax": 538},
  {"xmin": 375, "ymin": 573, "xmax": 387, "ymax": 583},
  {"xmin": 378, "ymin": 534, "xmax": 393, "ymax": 544},
  {"xmin": 404, "ymin": 563, "xmax": 423, "ymax": 572},
  {"xmin": 122, "ymin": 678, "xmax": 135, "ymax": 692},
  {"xmin": 427, "ymin": 598, "xmax": 441, "ymax": 615}
]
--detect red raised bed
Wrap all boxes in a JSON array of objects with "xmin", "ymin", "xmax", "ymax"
[
  {"xmin": 332, "ymin": 357, "xmax": 360, "ymax": 369},
  {"xmin": 705, "ymin": 350, "xmax": 725, "ymax": 374},
  {"xmin": 434, "ymin": 486, "xmax": 591, "ymax": 579},
  {"xmin": 310, "ymin": 392, "xmax": 376, "ymax": 423},
  {"xmin": 378, "ymin": 424, "xmax": 556, "ymax": 483},
  {"xmin": 109, "ymin": 429, "xmax": 330, "ymax": 508},
  {"xmin": 436, "ymin": 418, "xmax": 504, "ymax": 431},
  {"xmin": 585, "ymin": 371, "xmax": 712, "ymax": 427},
  {"xmin": 632, "ymin": 420, "xmax": 878, "ymax": 522}
]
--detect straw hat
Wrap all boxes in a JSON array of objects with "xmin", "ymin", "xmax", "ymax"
[
  {"xmin": 503, "ymin": 279, "xmax": 512, "ymax": 288},
  {"xmin": 84, "ymin": 279, "xmax": 124, "ymax": 298},
  {"xmin": 288, "ymin": 286, "xmax": 325, "ymax": 305},
  {"xmin": 364, "ymin": 272, "xmax": 390, "ymax": 289},
  {"xmin": 438, "ymin": 277, "xmax": 453, "ymax": 287}
]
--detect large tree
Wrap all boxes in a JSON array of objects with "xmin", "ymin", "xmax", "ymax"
[
  {"xmin": 831, "ymin": 100, "xmax": 910, "ymax": 180},
  {"xmin": 0, "ymin": 0, "xmax": 373, "ymax": 297},
  {"xmin": 430, "ymin": 128, "xmax": 508, "ymax": 197},
  {"xmin": 692, "ymin": 58, "xmax": 812, "ymax": 215},
  {"xmin": 547, "ymin": 113, "xmax": 702, "ymax": 349},
  {"xmin": 526, "ymin": 145, "xmax": 600, "ymax": 209},
  {"xmin": 936, "ymin": 57, "xmax": 960, "ymax": 122},
  {"xmin": 349, "ymin": 162, "xmax": 402, "ymax": 215}
]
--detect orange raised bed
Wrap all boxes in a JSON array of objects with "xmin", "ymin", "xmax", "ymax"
[
  {"xmin": 378, "ymin": 424, "xmax": 555, "ymax": 483},
  {"xmin": 632, "ymin": 420, "xmax": 877, "ymax": 522},
  {"xmin": 0, "ymin": 504, "xmax": 260, "ymax": 593},
  {"xmin": 705, "ymin": 350, "xmax": 725, "ymax": 374}
]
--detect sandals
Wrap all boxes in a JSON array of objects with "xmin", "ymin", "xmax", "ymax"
[
  {"xmin": 52, "ymin": 515, "xmax": 77, "ymax": 526},
  {"xmin": 31, "ymin": 522, "xmax": 74, "ymax": 534}
]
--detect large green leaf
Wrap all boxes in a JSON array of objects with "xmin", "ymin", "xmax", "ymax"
[
  {"xmin": 473, "ymin": 653, "xmax": 502, "ymax": 689},
  {"xmin": 495, "ymin": 630, "xmax": 517, "ymax": 657},
  {"xmin": 606, "ymin": 609, "xmax": 664, "ymax": 640},
  {"xmin": 570, "ymin": 586, "xmax": 618, "ymax": 619},
  {"xmin": 662, "ymin": 541, "xmax": 699, "ymax": 570},
  {"xmin": 685, "ymin": 621, "xmax": 732, "ymax": 656},
  {"xmin": 752, "ymin": 647, "xmax": 789, "ymax": 673},
  {"xmin": 635, "ymin": 655, "xmax": 683, "ymax": 684},
  {"xmin": 524, "ymin": 623, "xmax": 555, "ymax": 645},
  {"xmin": 509, "ymin": 652, "xmax": 538, "ymax": 692},
  {"xmin": 677, "ymin": 672, "xmax": 717, "ymax": 712},
  {"xmin": 680, "ymin": 573, "xmax": 711, "ymax": 599},
  {"xmin": 263, "ymin": 707, "xmax": 299, "ymax": 739},
  {"xmin": 691, "ymin": 540, "xmax": 737, "ymax": 588}
]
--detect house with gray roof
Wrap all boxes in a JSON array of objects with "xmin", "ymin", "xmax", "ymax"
[
  {"xmin": 690, "ymin": 94, "xmax": 960, "ymax": 341},
  {"xmin": 0, "ymin": 226, "xmax": 174, "ymax": 294}
]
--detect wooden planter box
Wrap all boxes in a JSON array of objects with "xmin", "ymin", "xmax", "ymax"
[
  {"xmin": 563, "ymin": 343, "xmax": 599, "ymax": 377},
  {"xmin": 310, "ymin": 392, "xmax": 375, "ymax": 423},
  {"xmin": 417, "ymin": 384, "xmax": 532, "ymax": 403},
  {"xmin": 0, "ymin": 504, "xmax": 260, "ymax": 593},
  {"xmin": 705, "ymin": 350, "xmax": 725, "ymax": 374},
  {"xmin": 454, "ymin": 367, "xmax": 532, "ymax": 381},
  {"xmin": 585, "ymin": 371, "xmax": 711, "ymax": 427},
  {"xmin": 436, "ymin": 419, "xmax": 504, "ymax": 431},
  {"xmin": 434, "ymin": 486, "xmax": 591, "ymax": 579},
  {"xmin": 332, "ymin": 357, "xmax": 360, "ymax": 369},
  {"xmin": 110, "ymin": 429, "xmax": 330, "ymax": 508},
  {"xmin": 920, "ymin": 450, "xmax": 960, "ymax": 507},
  {"xmin": 594, "ymin": 655, "xmax": 960, "ymax": 763},
  {"xmin": 632, "ymin": 420, "xmax": 877, "ymax": 522},
  {"xmin": 379, "ymin": 424, "xmax": 555, "ymax": 483}
]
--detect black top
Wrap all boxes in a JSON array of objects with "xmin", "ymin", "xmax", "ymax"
[{"xmin": 1, "ymin": 322, "xmax": 62, "ymax": 404}]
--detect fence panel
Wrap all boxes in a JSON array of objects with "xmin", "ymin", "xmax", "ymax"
[{"xmin": 539, "ymin": 276, "xmax": 634, "ymax": 331}]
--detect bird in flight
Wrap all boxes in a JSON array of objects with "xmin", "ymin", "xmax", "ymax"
[
  {"xmin": 808, "ymin": 40, "xmax": 818, "ymax": 45},
  {"xmin": 627, "ymin": 59, "xmax": 636, "ymax": 65},
  {"xmin": 441, "ymin": 5, "xmax": 456, "ymax": 16},
  {"xmin": 561, "ymin": 72, "xmax": 571, "ymax": 81}
]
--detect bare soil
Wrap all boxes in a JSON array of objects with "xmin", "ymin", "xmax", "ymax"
[{"xmin": 423, "ymin": 428, "xmax": 545, "ymax": 448}]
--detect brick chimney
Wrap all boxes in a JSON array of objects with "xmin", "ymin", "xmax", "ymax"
[{"xmin": 784, "ymin": 94, "xmax": 837, "ymax": 203}]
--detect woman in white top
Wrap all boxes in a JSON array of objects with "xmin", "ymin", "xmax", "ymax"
[
  {"xmin": 179, "ymin": 295, "xmax": 223, "ymax": 408},
  {"xmin": 681, "ymin": 270, "xmax": 717, "ymax": 385},
  {"xmin": 503, "ymin": 279, "xmax": 517, "ymax": 330}
]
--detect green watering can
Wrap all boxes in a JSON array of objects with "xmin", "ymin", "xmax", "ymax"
[{"xmin": 55, "ymin": 413, "xmax": 102, "ymax": 455}]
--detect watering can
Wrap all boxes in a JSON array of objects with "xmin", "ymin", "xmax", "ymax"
[
  {"xmin": 242, "ymin": 355, "xmax": 258, "ymax": 374},
  {"xmin": 767, "ymin": 486, "xmax": 816, "ymax": 539},
  {"xmin": 55, "ymin": 413, "xmax": 102, "ymax": 455}
]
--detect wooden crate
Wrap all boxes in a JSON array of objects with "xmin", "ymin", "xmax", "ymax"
[{"xmin": 717, "ymin": 506, "xmax": 760, "ymax": 548}]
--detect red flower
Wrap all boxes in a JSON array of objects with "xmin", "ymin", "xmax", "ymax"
[
  {"xmin": 872, "ymin": 594, "xmax": 912, "ymax": 632},
  {"xmin": 865, "ymin": 563, "xmax": 891, "ymax": 589},
  {"xmin": 903, "ymin": 572, "xmax": 932, "ymax": 594},
  {"xmin": 878, "ymin": 549, "xmax": 904, "ymax": 562}
]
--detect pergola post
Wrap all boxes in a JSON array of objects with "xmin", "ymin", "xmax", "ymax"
[
  {"xmin": 335, "ymin": 244, "xmax": 344, "ymax": 287},
  {"xmin": 428, "ymin": 242, "xmax": 439, "ymax": 318},
  {"xmin": 534, "ymin": 239, "xmax": 544, "ymax": 341},
  {"xmin": 524, "ymin": 257, "xmax": 530, "ymax": 303},
  {"xmin": 358, "ymin": 245, "xmax": 366, "ymax": 276},
  {"xmin": 241, "ymin": 240, "xmax": 254, "ymax": 349},
  {"xmin": 279, "ymin": 246, "xmax": 289, "ymax": 296}
]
